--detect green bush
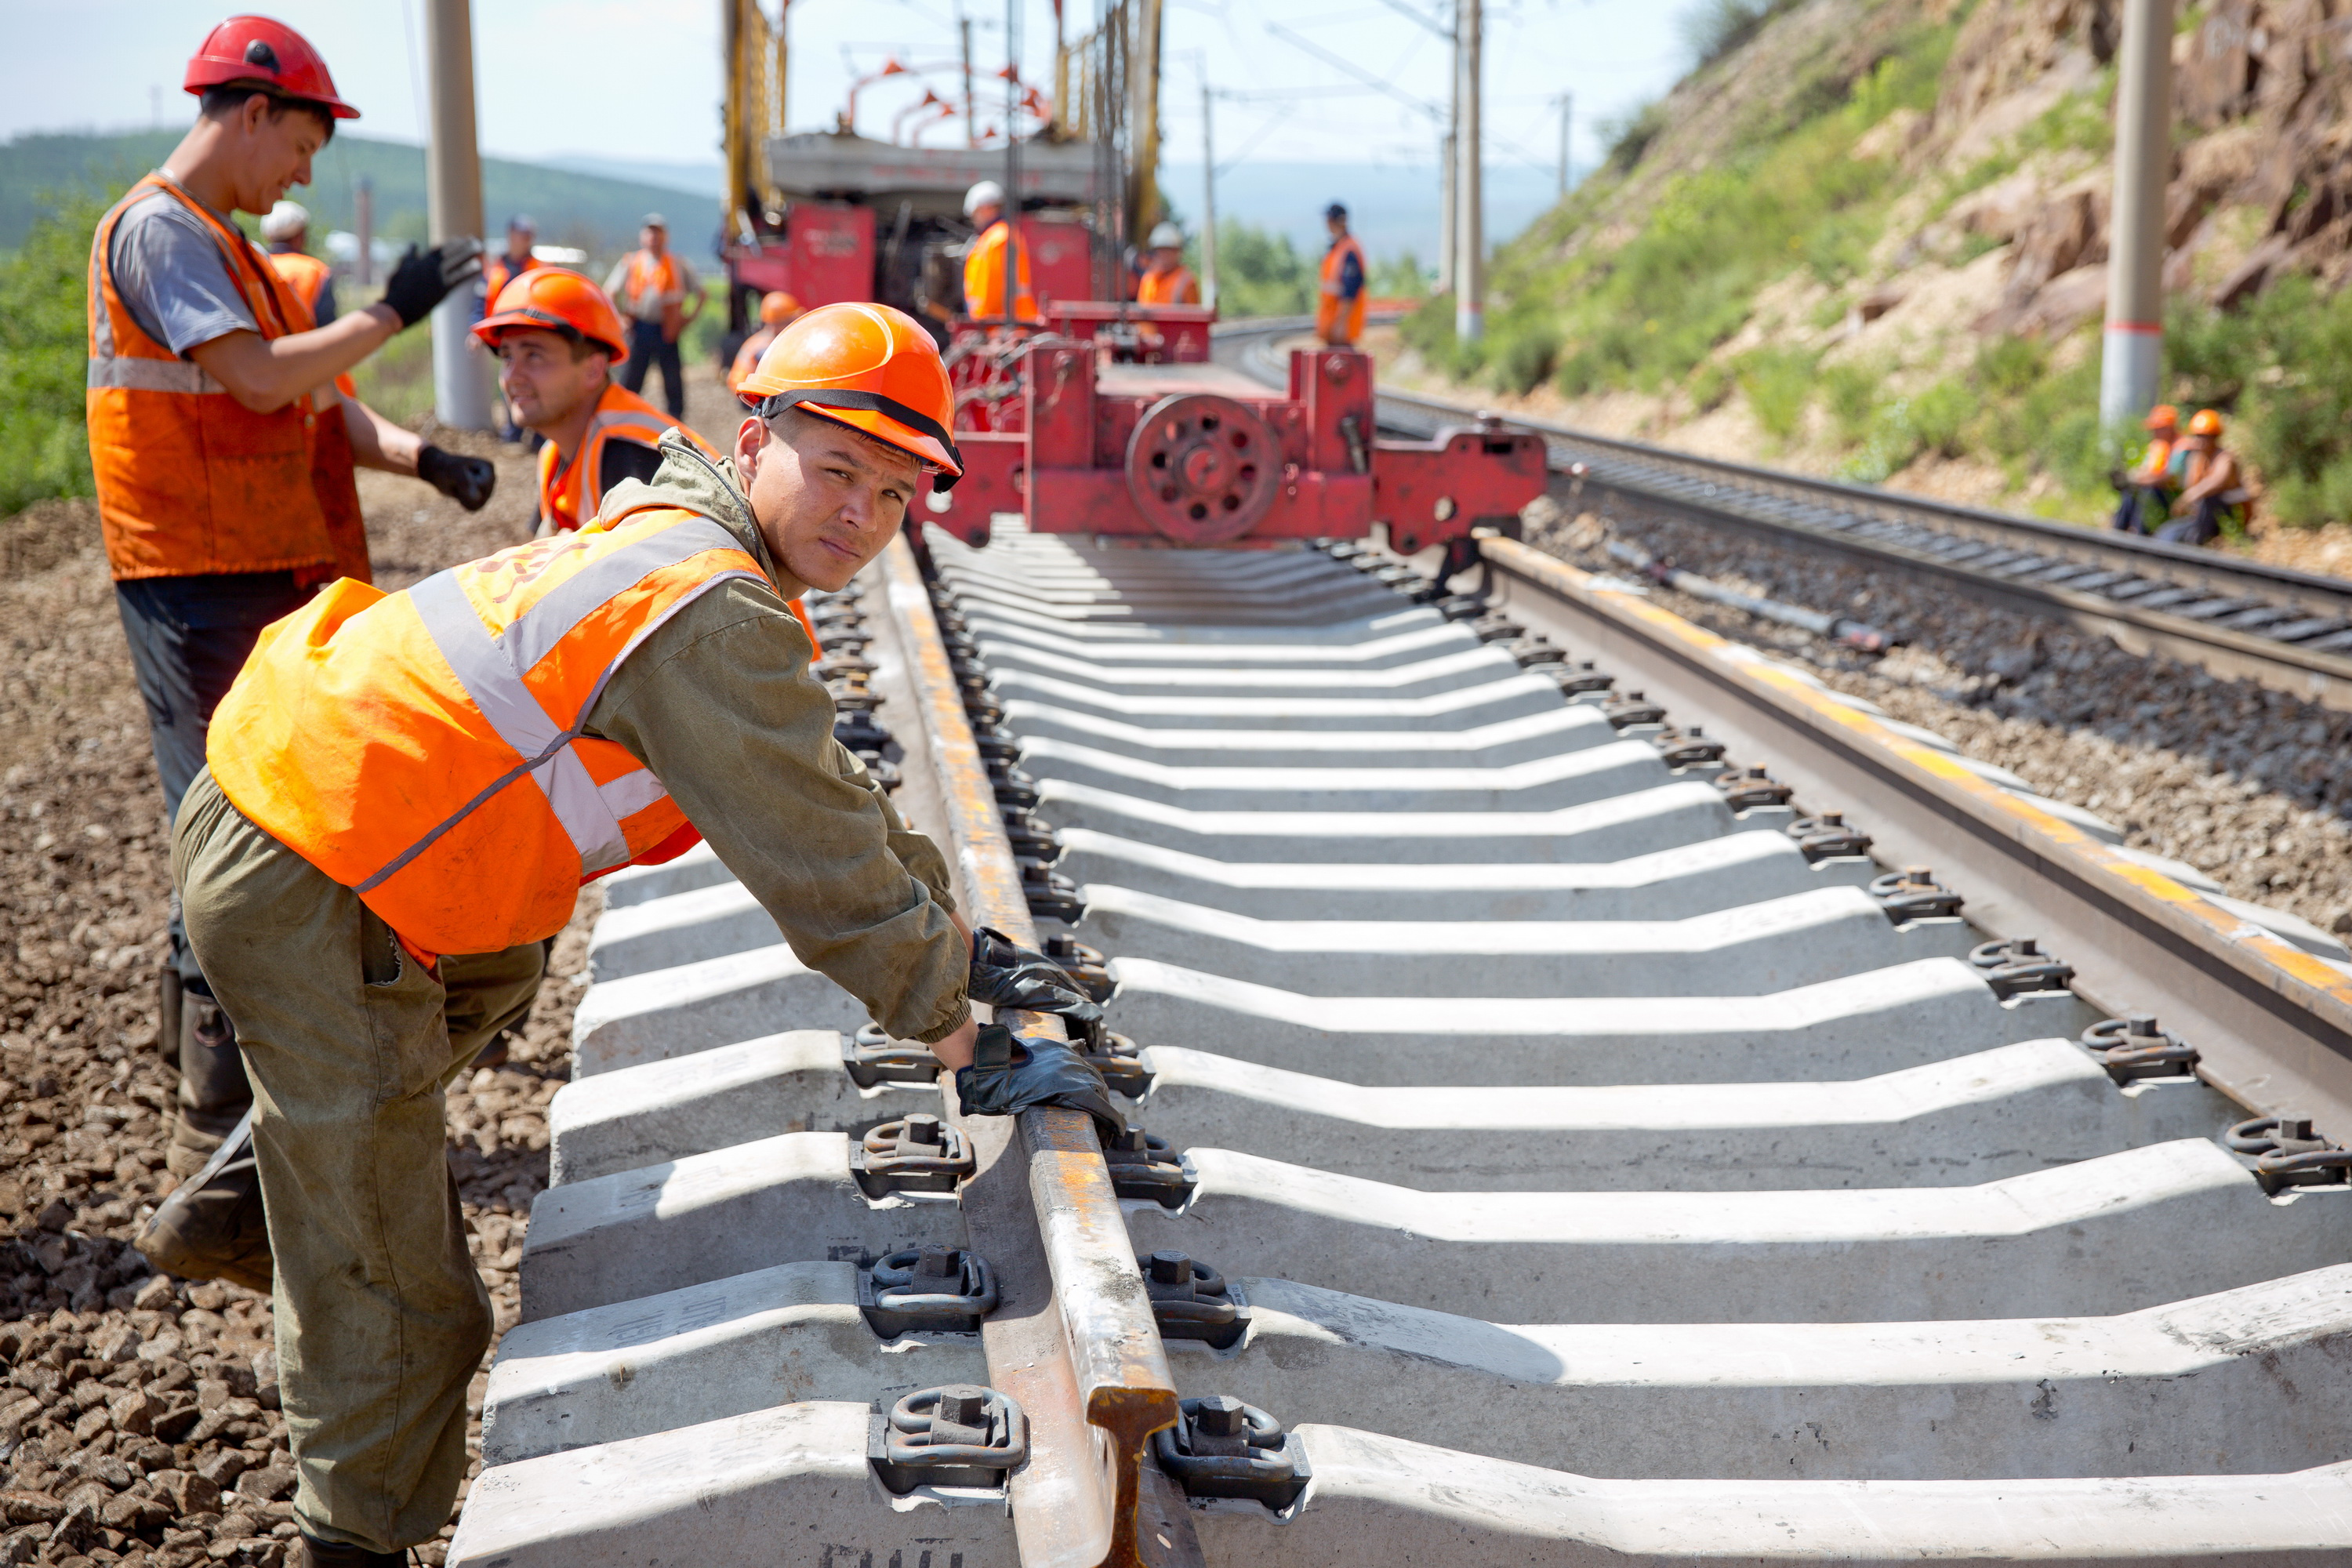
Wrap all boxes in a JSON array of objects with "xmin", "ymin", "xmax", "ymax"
[
  {"xmin": 1490, "ymin": 317, "xmax": 1563, "ymax": 396},
  {"xmin": 1212, "ymin": 220, "xmax": 1316, "ymax": 318},
  {"xmin": 1818, "ymin": 358, "xmax": 1882, "ymax": 445},
  {"xmin": 1737, "ymin": 346, "xmax": 1817, "ymax": 444},
  {"xmin": 1680, "ymin": 0, "xmax": 1799, "ymax": 68},
  {"xmin": 1685, "ymin": 358, "xmax": 1736, "ymax": 413},
  {"xmin": 2166, "ymin": 276, "xmax": 2352, "ymax": 528},
  {"xmin": 0, "ymin": 195, "xmax": 107, "ymax": 516}
]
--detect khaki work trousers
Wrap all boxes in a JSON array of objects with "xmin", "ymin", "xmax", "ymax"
[{"xmin": 173, "ymin": 768, "xmax": 546, "ymax": 1552}]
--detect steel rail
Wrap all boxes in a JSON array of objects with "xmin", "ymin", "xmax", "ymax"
[
  {"xmin": 1475, "ymin": 534, "xmax": 2352, "ymax": 1129},
  {"xmin": 880, "ymin": 536, "xmax": 1200, "ymax": 1568},
  {"xmin": 1212, "ymin": 318, "xmax": 2352, "ymax": 713}
]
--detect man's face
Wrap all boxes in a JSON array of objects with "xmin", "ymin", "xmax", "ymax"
[
  {"xmin": 1327, "ymin": 216, "xmax": 1345, "ymax": 239},
  {"xmin": 496, "ymin": 329, "xmax": 608, "ymax": 434},
  {"xmin": 735, "ymin": 410, "xmax": 922, "ymax": 593},
  {"xmin": 229, "ymin": 96, "xmax": 325, "ymax": 216},
  {"xmin": 509, "ymin": 227, "xmax": 536, "ymax": 259},
  {"xmin": 641, "ymin": 225, "xmax": 667, "ymax": 255},
  {"xmin": 1149, "ymin": 245, "xmax": 1181, "ymax": 273},
  {"xmin": 971, "ymin": 204, "xmax": 1002, "ymax": 232}
]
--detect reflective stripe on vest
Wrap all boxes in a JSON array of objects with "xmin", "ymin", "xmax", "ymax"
[{"xmin": 207, "ymin": 506, "xmax": 768, "ymax": 953}]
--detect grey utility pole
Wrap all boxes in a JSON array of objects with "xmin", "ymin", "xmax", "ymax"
[
  {"xmin": 1438, "ymin": 128, "xmax": 1456, "ymax": 296},
  {"xmin": 961, "ymin": 15, "xmax": 977, "ymax": 147},
  {"xmin": 425, "ymin": 0, "xmax": 491, "ymax": 430},
  {"xmin": 1555, "ymin": 92, "xmax": 1571, "ymax": 197},
  {"xmin": 354, "ymin": 175, "xmax": 374, "ymax": 289},
  {"xmin": 2099, "ymin": 0, "xmax": 2172, "ymax": 431},
  {"xmin": 1200, "ymin": 78, "xmax": 1219, "ymax": 310},
  {"xmin": 1454, "ymin": 0, "xmax": 1483, "ymax": 342}
]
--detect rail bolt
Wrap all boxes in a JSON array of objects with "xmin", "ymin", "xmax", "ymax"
[
  {"xmin": 2224, "ymin": 1113, "xmax": 2352, "ymax": 1195},
  {"xmin": 1152, "ymin": 1396, "xmax": 1309, "ymax": 1509},
  {"xmin": 1967, "ymin": 936, "xmax": 2076, "ymax": 1000},
  {"xmin": 1138, "ymin": 1250, "xmax": 1249, "ymax": 1347},
  {"xmin": 2080, "ymin": 1014, "xmax": 2201, "ymax": 1084},
  {"xmin": 869, "ymin": 1384, "xmax": 1029, "ymax": 1495},
  {"xmin": 1042, "ymin": 935, "xmax": 1114, "ymax": 1002},
  {"xmin": 1789, "ymin": 809, "xmax": 1873, "ymax": 862},
  {"xmin": 859, "ymin": 1244, "xmax": 1000, "ymax": 1336},
  {"xmin": 1552, "ymin": 660, "xmax": 1616, "ymax": 699},
  {"xmin": 1102, "ymin": 1126, "xmax": 1194, "ymax": 1207},
  {"xmin": 1603, "ymin": 689, "xmax": 1670, "ymax": 730},
  {"xmin": 840, "ymin": 1024, "xmax": 944, "ymax": 1088},
  {"xmin": 1715, "ymin": 764, "xmax": 1794, "ymax": 811},
  {"xmin": 851, "ymin": 1114, "xmax": 975, "ymax": 1196},
  {"xmin": 1000, "ymin": 808, "xmax": 1062, "ymax": 862},
  {"xmin": 1869, "ymin": 866, "xmax": 1964, "ymax": 921}
]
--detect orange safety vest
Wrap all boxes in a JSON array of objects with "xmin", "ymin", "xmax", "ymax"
[
  {"xmin": 1137, "ymin": 265, "xmax": 1200, "ymax": 307},
  {"xmin": 537, "ymin": 382, "xmax": 717, "ymax": 534},
  {"xmin": 621, "ymin": 248, "xmax": 685, "ymax": 339},
  {"xmin": 963, "ymin": 221, "xmax": 1038, "ymax": 322},
  {"xmin": 87, "ymin": 172, "xmax": 347, "ymax": 583},
  {"xmin": 482, "ymin": 251, "xmax": 541, "ymax": 310},
  {"xmin": 1316, "ymin": 233, "xmax": 1367, "ymax": 346},
  {"xmin": 207, "ymin": 504, "xmax": 773, "ymax": 956},
  {"xmin": 261, "ymin": 250, "xmax": 371, "ymax": 586},
  {"xmin": 268, "ymin": 249, "xmax": 362, "ymax": 404}
]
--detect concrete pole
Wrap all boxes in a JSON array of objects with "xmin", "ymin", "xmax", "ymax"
[
  {"xmin": 1436, "ymin": 21, "xmax": 1456, "ymax": 297},
  {"xmin": 354, "ymin": 176, "xmax": 374, "ymax": 289},
  {"xmin": 2099, "ymin": 0, "xmax": 2172, "ymax": 432},
  {"xmin": 1200, "ymin": 79, "xmax": 1219, "ymax": 311},
  {"xmin": 425, "ymin": 0, "xmax": 492, "ymax": 430},
  {"xmin": 1556, "ymin": 91, "xmax": 1571, "ymax": 198},
  {"xmin": 962, "ymin": 16, "xmax": 977, "ymax": 147},
  {"xmin": 1004, "ymin": 0, "xmax": 1022, "ymax": 321},
  {"xmin": 1454, "ymin": 0, "xmax": 1483, "ymax": 343}
]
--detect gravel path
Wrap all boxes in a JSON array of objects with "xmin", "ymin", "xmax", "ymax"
[
  {"xmin": 1, "ymin": 419, "xmax": 599, "ymax": 1566},
  {"xmin": 1526, "ymin": 493, "xmax": 2352, "ymax": 938}
]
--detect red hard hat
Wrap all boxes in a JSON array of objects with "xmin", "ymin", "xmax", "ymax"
[
  {"xmin": 184, "ymin": 16, "xmax": 360, "ymax": 120},
  {"xmin": 736, "ymin": 303, "xmax": 964, "ymax": 486},
  {"xmin": 473, "ymin": 270, "xmax": 632, "ymax": 362}
]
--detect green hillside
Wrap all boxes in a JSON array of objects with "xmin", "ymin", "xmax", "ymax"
[{"xmin": 0, "ymin": 130, "xmax": 714, "ymax": 259}]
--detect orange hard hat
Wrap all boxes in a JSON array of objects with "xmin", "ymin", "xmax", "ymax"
[
  {"xmin": 2188, "ymin": 408, "xmax": 2225, "ymax": 436},
  {"xmin": 2142, "ymin": 403, "xmax": 2179, "ymax": 430},
  {"xmin": 184, "ymin": 16, "xmax": 359, "ymax": 119},
  {"xmin": 471, "ymin": 269, "xmax": 630, "ymax": 361},
  {"xmin": 736, "ymin": 302, "xmax": 964, "ymax": 487},
  {"xmin": 760, "ymin": 290, "xmax": 803, "ymax": 325}
]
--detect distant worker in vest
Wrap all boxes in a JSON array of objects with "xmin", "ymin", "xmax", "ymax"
[
  {"xmin": 962, "ymin": 179, "xmax": 1038, "ymax": 321},
  {"xmin": 1318, "ymin": 201, "xmax": 1367, "ymax": 347},
  {"xmin": 604, "ymin": 212, "xmax": 702, "ymax": 419},
  {"xmin": 89, "ymin": 15, "xmax": 494, "ymax": 1238},
  {"xmin": 473, "ymin": 268, "xmax": 717, "ymax": 534},
  {"xmin": 1136, "ymin": 221, "xmax": 1201, "ymax": 306},
  {"xmin": 2160, "ymin": 409, "xmax": 2252, "ymax": 546},
  {"xmin": 726, "ymin": 289, "xmax": 805, "ymax": 393},
  {"xmin": 2109, "ymin": 403, "xmax": 2180, "ymax": 535},
  {"xmin": 481, "ymin": 212, "xmax": 540, "ymax": 306},
  {"xmin": 259, "ymin": 198, "xmax": 333, "ymax": 324},
  {"xmin": 159, "ymin": 302, "xmax": 1115, "ymax": 1564}
]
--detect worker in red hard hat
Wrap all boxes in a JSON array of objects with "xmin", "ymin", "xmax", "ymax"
[
  {"xmin": 473, "ymin": 268, "xmax": 718, "ymax": 533},
  {"xmin": 727, "ymin": 289, "xmax": 806, "ymax": 394},
  {"xmin": 161, "ymin": 301, "xmax": 1095, "ymax": 1565},
  {"xmin": 96, "ymin": 15, "xmax": 493, "ymax": 1318}
]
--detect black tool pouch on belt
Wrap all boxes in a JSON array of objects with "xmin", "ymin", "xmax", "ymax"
[
  {"xmin": 967, "ymin": 927, "xmax": 1105, "ymax": 1050},
  {"xmin": 953, "ymin": 1025, "xmax": 1126, "ymax": 1144}
]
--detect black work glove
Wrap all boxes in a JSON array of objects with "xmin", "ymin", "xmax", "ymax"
[
  {"xmin": 968, "ymin": 926, "xmax": 1105, "ymax": 1050},
  {"xmin": 417, "ymin": 444, "xmax": 496, "ymax": 512},
  {"xmin": 954, "ymin": 1025, "xmax": 1125, "ymax": 1144},
  {"xmin": 381, "ymin": 237, "xmax": 486, "ymax": 328}
]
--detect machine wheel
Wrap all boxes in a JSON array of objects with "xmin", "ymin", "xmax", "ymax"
[{"xmin": 1125, "ymin": 394, "xmax": 1282, "ymax": 545}]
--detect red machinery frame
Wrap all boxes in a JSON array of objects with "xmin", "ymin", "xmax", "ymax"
[{"xmin": 924, "ymin": 341, "xmax": 1548, "ymax": 554}]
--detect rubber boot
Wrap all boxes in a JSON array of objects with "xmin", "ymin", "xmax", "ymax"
[
  {"xmin": 136, "ymin": 1106, "xmax": 273, "ymax": 1293},
  {"xmin": 157, "ymin": 962, "xmax": 183, "ymax": 1069},
  {"xmin": 166, "ymin": 993, "xmax": 254, "ymax": 1179},
  {"xmin": 290, "ymin": 1533, "xmax": 408, "ymax": 1567}
]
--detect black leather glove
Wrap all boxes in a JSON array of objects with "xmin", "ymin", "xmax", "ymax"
[
  {"xmin": 380, "ymin": 237, "xmax": 486, "ymax": 328},
  {"xmin": 968, "ymin": 926, "xmax": 1104, "ymax": 1050},
  {"xmin": 417, "ymin": 444, "xmax": 496, "ymax": 512},
  {"xmin": 954, "ymin": 1025, "xmax": 1125, "ymax": 1143}
]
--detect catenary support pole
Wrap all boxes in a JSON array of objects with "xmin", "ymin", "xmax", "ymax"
[
  {"xmin": 1200, "ymin": 78, "xmax": 1219, "ymax": 310},
  {"xmin": 354, "ymin": 176, "xmax": 373, "ymax": 289},
  {"xmin": 425, "ymin": 0, "xmax": 492, "ymax": 430},
  {"xmin": 963, "ymin": 14, "xmax": 977, "ymax": 147},
  {"xmin": 1438, "ymin": 126, "xmax": 1456, "ymax": 297},
  {"xmin": 1557, "ymin": 91, "xmax": 1572, "ymax": 198},
  {"xmin": 1454, "ymin": 0, "xmax": 1483, "ymax": 343},
  {"xmin": 1005, "ymin": 0, "xmax": 1022, "ymax": 321},
  {"xmin": 2099, "ymin": 0, "xmax": 2172, "ymax": 432}
]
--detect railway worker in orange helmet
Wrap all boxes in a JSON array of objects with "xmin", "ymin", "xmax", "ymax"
[
  {"xmin": 472, "ymin": 267, "xmax": 718, "ymax": 534},
  {"xmin": 725, "ymin": 288, "xmax": 805, "ymax": 393},
  {"xmin": 159, "ymin": 303, "xmax": 1013, "ymax": 1563},
  {"xmin": 90, "ymin": 13, "xmax": 493, "ymax": 1246}
]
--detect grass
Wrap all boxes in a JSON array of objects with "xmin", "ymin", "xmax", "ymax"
[
  {"xmin": 0, "ymin": 194, "xmax": 106, "ymax": 516},
  {"xmin": 2168, "ymin": 275, "xmax": 2352, "ymax": 528}
]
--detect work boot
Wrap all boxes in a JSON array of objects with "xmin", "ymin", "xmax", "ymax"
[
  {"xmin": 290, "ymin": 1534, "xmax": 408, "ymax": 1568},
  {"xmin": 167, "ymin": 993, "xmax": 254, "ymax": 1178},
  {"xmin": 137, "ymin": 1107, "xmax": 272, "ymax": 1293}
]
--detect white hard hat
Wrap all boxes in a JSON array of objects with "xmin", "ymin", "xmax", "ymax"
[
  {"xmin": 964, "ymin": 180, "xmax": 1005, "ymax": 217},
  {"xmin": 260, "ymin": 200, "xmax": 310, "ymax": 241},
  {"xmin": 1149, "ymin": 221, "xmax": 1184, "ymax": 250}
]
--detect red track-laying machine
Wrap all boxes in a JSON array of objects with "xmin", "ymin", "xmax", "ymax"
[{"xmin": 927, "ymin": 338, "xmax": 1549, "ymax": 557}]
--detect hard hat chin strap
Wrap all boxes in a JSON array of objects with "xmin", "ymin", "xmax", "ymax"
[{"xmin": 757, "ymin": 390, "xmax": 964, "ymax": 492}]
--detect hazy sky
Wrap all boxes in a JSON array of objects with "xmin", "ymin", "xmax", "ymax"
[{"xmin": 0, "ymin": 0, "xmax": 1689, "ymax": 183}]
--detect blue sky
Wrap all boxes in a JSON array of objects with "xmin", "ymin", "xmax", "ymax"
[{"xmin": 2, "ymin": 0, "xmax": 1688, "ymax": 230}]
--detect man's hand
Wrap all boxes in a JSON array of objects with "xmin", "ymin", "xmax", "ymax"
[
  {"xmin": 952, "ymin": 1024, "xmax": 1123, "ymax": 1142},
  {"xmin": 417, "ymin": 445, "xmax": 496, "ymax": 512},
  {"xmin": 382, "ymin": 238, "xmax": 485, "ymax": 329}
]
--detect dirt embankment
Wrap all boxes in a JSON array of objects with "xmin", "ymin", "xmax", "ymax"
[{"xmin": 0, "ymin": 367, "xmax": 737, "ymax": 1564}]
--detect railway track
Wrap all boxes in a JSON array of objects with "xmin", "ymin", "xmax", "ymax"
[
  {"xmin": 1221, "ymin": 318, "xmax": 2352, "ymax": 714},
  {"xmin": 446, "ymin": 492, "xmax": 2352, "ymax": 1563}
]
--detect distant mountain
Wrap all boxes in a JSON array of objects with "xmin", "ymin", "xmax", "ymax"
[
  {"xmin": 540, "ymin": 154, "xmax": 724, "ymax": 200},
  {"xmin": 0, "ymin": 130, "xmax": 720, "ymax": 260}
]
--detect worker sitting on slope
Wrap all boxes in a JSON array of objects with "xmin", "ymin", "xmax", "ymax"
[
  {"xmin": 1137, "ymin": 221, "xmax": 1201, "ymax": 306},
  {"xmin": 90, "ymin": 14, "xmax": 492, "ymax": 1237},
  {"xmin": 2158, "ymin": 409, "xmax": 2252, "ymax": 547},
  {"xmin": 727, "ymin": 289, "xmax": 805, "ymax": 393},
  {"xmin": 473, "ymin": 267, "xmax": 717, "ymax": 534},
  {"xmin": 963, "ymin": 179, "xmax": 1039, "ymax": 322},
  {"xmin": 158, "ymin": 301, "xmax": 1114, "ymax": 1564},
  {"xmin": 2108, "ymin": 404, "xmax": 2180, "ymax": 535},
  {"xmin": 1317, "ymin": 200, "xmax": 1367, "ymax": 347}
]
